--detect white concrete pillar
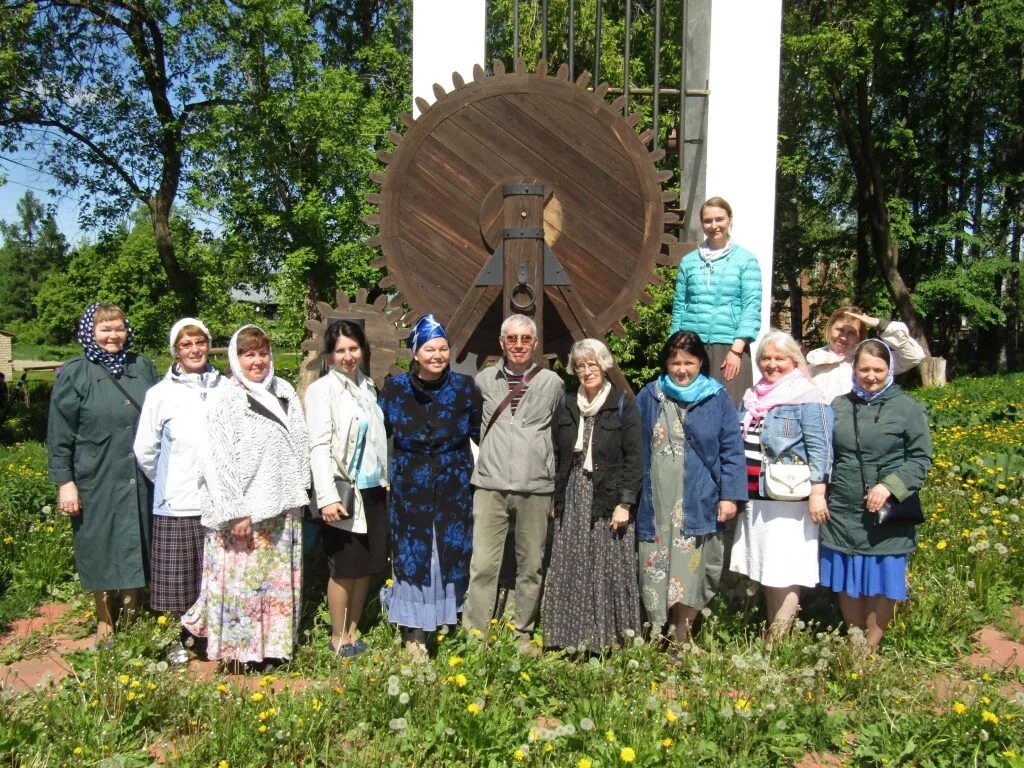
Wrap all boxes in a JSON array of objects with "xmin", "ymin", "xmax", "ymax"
[
  {"xmin": 705, "ymin": 0, "xmax": 783, "ymax": 341},
  {"xmin": 412, "ymin": 0, "xmax": 486, "ymax": 115}
]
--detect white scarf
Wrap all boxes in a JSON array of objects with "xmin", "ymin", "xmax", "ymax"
[
  {"xmin": 228, "ymin": 325, "xmax": 288, "ymax": 424},
  {"xmin": 332, "ymin": 367, "xmax": 387, "ymax": 481},
  {"xmin": 697, "ymin": 238, "xmax": 734, "ymax": 291},
  {"xmin": 575, "ymin": 380, "xmax": 612, "ymax": 472}
]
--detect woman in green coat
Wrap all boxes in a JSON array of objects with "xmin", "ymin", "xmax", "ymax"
[
  {"xmin": 819, "ymin": 339, "xmax": 933, "ymax": 650},
  {"xmin": 48, "ymin": 303, "xmax": 159, "ymax": 646}
]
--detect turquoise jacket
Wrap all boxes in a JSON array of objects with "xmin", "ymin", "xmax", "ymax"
[{"xmin": 670, "ymin": 244, "xmax": 762, "ymax": 345}]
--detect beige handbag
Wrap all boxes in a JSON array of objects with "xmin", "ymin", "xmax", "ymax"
[{"xmin": 763, "ymin": 454, "xmax": 812, "ymax": 501}]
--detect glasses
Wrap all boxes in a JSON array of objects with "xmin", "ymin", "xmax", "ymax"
[
  {"xmin": 504, "ymin": 335, "xmax": 534, "ymax": 344},
  {"xmin": 176, "ymin": 340, "xmax": 209, "ymax": 351},
  {"xmin": 574, "ymin": 362, "xmax": 601, "ymax": 373}
]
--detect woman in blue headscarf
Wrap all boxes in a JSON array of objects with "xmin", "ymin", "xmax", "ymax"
[
  {"xmin": 819, "ymin": 339, "xmax": 933, "ymax": 650},
  {"xmin": 636, "ymin": 331, "xmax": 747, "ymax": 646},
  {"xmin": 378, "ymin": 315, "xmax": 482, "ymax": 658},
  {"xmin": 47, "ymin": 302, "xmax": 159, "ymax": 646}
]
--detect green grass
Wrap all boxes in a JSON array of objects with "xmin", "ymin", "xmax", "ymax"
[{"xmin": 1, "ymin": 374, "xmax": 1023, "ymax": 766}]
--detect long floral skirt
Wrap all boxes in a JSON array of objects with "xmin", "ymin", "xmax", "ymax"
[
  {"xmin": 542, "ymin": 454, "xmax": 641, "ymax": 652},
  {"xmin": 182, "ymin": 510, "xmax": 302, "ymax": 663}
]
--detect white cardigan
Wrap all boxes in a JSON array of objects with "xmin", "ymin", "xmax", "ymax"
[
  {"xmin": 134, "ymin": 366, "xmax": 224, "ymax": 517},
  {"xmin": 199, "ymin": 378, "xmax": 310, "ymax": 529},
  {"xmin": 304, "ymin": 369, "xmax": 387, "ymax": 534},
  {"xmin": 807, "ymin": 320, "xmax": 926, "ymax": 402}
]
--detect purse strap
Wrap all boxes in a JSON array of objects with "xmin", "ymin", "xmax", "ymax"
[
  {"xmin": 850, "ymin": 398, "xmax": 870, "ymax": 493},
  {"xmin": 483, "ymin": 365, "xmax": 542, "ymax": 438},
  {"xmin": 671, "ymin": 401, "xmax": 721, "ymax": 490},
  {"xmin": 92, "ymin": 362, "xmax": 142, "ymax": 412}
]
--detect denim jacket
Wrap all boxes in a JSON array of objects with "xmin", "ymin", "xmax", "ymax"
[
  {"xmin": 740, "ymin": 401, "xmax": 834, "ymax": 496},
  {"xmin": 636, "ymin": 383, "xmax": 748, "ymax": 541}
]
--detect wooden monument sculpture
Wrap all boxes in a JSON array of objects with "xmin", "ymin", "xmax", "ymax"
[{"xmin": 363, "ymin": 60, "xmax": 686, "ymax": 390}]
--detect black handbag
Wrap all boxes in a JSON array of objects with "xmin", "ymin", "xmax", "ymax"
[{"xmin": 851, "ymin": 401, "xmax": 924, "ymax": 527}]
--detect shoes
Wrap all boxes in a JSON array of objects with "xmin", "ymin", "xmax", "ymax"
[
  {"xmin": 329, "ymin": 637, "xmax": 369, "ymax": 658},
  {"xmin": 514, "ymin": 632, "xmax": 541, "ymax": 657},
  {"xmin": 404, "ymin": 639, "xmax": 429, "ymax": 661},
  {"xmin": 166, "ymin": 642, "xmax": 190, "ymax": 666}
]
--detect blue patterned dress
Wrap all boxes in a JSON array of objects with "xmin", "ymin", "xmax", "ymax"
[{"xmin": 379, "ymin": 369, "xmax": 482, "ymax": 629}]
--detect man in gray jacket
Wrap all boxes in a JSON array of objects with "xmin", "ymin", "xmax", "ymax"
[{"xmin": 463, "ymin": 314, "xmax": 564, "ymax": 642}]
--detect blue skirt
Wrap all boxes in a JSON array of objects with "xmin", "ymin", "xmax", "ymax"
[
  {"xmin": 381, "ymin": 534, "xmax": 461, "ymax": 631},
  {"xmin": 818, "ymin": 545, "xmax": 908, "ymax": 601}
]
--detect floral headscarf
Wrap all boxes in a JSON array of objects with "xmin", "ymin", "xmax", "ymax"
[{"xmin": 76, "ymin": 302, "xmax": 134, "ymax": 377}]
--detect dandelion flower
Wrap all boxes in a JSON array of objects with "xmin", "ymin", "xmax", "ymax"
[
  {"xmin": 454, "ymin": 673, "xmax": 468, "ymax": 688},
  {"xmin": 249, "ymin": 692, "xmax": 265, "ymax": 703},
  {"xmin": 665, "ymin": 708, "xmax": 678, "ymax": 723},
  {"xmin": 543, "ymin": 743, "xmax": 554, "ymax": 753},
  {"xmin": 606, "ymin": 730, "xmax": 616, "ymax": 742},
  {"xmin": 513, "ymin": 750, "xmax": 526, "ymax": 762},
  {"xmin": 73, "ymin": 747, "xmax": 83, "ymax": 755},
  {"xmin": 849, "ymin": 672, "xmax": 859, "ymax": 681},
  {"xmin": 448, "ymin": 656, "xmax": 464, "ymax": 669},
  {"xmin": 935, "ymin": 540, "xmax": 947, "ymax": 550},
  {"xmin": 519, "ymin": 671, "xmax": 531, "ymax": 682},
  {"xmin": 466, "ymin": 702, "xmax": 481, "ymax": 715},
  {"xmin": 578, "ymin": 759, "xmax": 593, "ymax": 768},
  {"xmin": 952, "ymin": 701, "xmax": 967, "ymax": 715},
  {"xmin": 218, "ymin": 762, "xmax": 229, "ymax": 768},
  {"xmin": 982, "ymin": 710, "xmax": 1000, "ymax": 725},
  {"xmin": 662, "ymin": 738, "xmax": 674, "ymax": 747},
  {"xmin": 620, "ymin": 746, "xmax": 636, "ymax": 762}
]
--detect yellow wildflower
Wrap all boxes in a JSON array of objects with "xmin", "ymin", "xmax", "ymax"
[
  {"xmin": 665, "ymin": 708, "xmax": 678, "ymax": 723},
  {"xmin": 466, "ymin": 702, "xmax": 481, "ymax": 715},
  {"xmin": 849, "ymin": 672, "xmax": 859, "ymax": 681},
  {"xmin": 519, "ymin": 671, "xmax": 531, "ymax": 682},
  {"xmin": 952, "ymin": 701, "xmax": 967, "ymax": 715},
  {"xmin": 982, "ymin": 710, "xmax": 1000, "ymax": 725},
  {"xmin": 250, "ymin": 692, "xmax": 265, "ymax": 703},
  {"xmin": 312, "ymin": 698, "xmax": 322, "ymax": 711},
  {"xmin": 543, "ymin": 743, "xmax": 554, "ymax": 753},
  {"xmin": 73, "ymin": 747, "xmax": 83, "ymax": 755},
  {"xmin": 117, "ymin": 674, "xmax": 130, "ymax": 685},
  {"xmin": 578, "ymin": 759, "xmax": 593, "ymax": 768},
  {"xmin": 157, "ymin": 615, "xmax": 168, "ymax": 626},
  {"xmin": 606, "ymin": 730, "xmax": 616, "ymax": 742},
  {"xmin": 455, "ymin": 673, "xmax": 468, "ymax": 688},
  {"xmin": 662, "ymin": 738, "xmax": 674, "ymax": 748},
  {"xmin": 620, "ymin": 746, "xmax": 636, "ymax": 763},
  {"xmin": 448, "ymin": 656, "xmax": 464, "ymax": 669},
  {"xmin": 513, "ymin": 750, "xmax": 525, "ymax": 762}
]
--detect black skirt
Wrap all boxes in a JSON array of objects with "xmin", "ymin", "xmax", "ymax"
[
  {"xmin": 150, "ymin": 515, "xmax": 204, "ymax": 613},
  {"xmin": 321, "ymin": 487, "xmax": 389, "ymax": 579}
]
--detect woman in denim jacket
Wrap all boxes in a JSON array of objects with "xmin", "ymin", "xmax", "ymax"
[
  {"xmin": 636, "ymin": 332, "xmax": 748, "ymax": 646},
  {"xmin": 729, "ymin": 331, "xmax": 833, "ymax": 639}
]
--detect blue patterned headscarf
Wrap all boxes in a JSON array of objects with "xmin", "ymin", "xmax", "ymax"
[
  {"xmin": 408, "ymin": 314, "xmax": 448, "ymax": 354},
  {"xmin": 76, "ymin": 302, "xmax": 134, "ymax": 377},
  {"xmin": 850, "ymin": 339, "xmax": 895, "ymax": 401}
]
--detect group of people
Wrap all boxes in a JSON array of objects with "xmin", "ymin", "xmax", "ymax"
[{"xmin": 46, "ymin": 196, "xmax": 933, "ymax": 665}]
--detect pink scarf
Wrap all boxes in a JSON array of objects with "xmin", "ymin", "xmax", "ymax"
[{"xmin": 741, "ymin": 368, "xmax": 826, "ymax": 431}]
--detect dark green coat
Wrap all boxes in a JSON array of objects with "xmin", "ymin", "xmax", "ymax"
[
  {"xmin": 47, "ymin": 354, "xmax": 159, "ymax": 590},
  {"xmin": 820, "ymin": 385, "xmax": 933, "ymax": 557}
]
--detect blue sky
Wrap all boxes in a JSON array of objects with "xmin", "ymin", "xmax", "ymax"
[{"xmin": 0, "ymin": 153, "xmax": 86, "ymax": 243}]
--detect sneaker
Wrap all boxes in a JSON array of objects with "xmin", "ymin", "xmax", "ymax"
[
  {"xmin": 166, "ymin": 642, "xmax": 190, "ymax": 666},
  {"xmin": 351, "ymin": 638, "xmax": 369, "ymax": 656}
]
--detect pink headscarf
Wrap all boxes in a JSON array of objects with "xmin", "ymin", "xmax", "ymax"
[{"xmin": 741, "ymin": 368, "xmax": 826, "ymax": 432}]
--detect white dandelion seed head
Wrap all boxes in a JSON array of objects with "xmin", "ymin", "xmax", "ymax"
[{"xmin": 398, "ymin": 692, "xmax": 410, "ymax": 705}]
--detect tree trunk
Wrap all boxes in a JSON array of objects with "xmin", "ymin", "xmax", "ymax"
[
  {"xmin": 787, "ymin": 269, "xmax": 803, "ymax": 342},
  {"xmin": 147, "ymin": 198, "xmax": 198, "ymax": 315}
]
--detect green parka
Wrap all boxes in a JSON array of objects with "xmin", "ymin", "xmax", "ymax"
[
  {"xmin": 47, "ymin": 354, "xmax": 159, "ymax": 590},
  {"xmin": 820, "ymin": 385, "xmax": 933, "ymax": 557}
]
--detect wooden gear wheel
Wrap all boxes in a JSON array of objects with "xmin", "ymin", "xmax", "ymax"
[
  {"xmin": 365, "ymin": 60, "xmax": 684, "ymax": 377},
  {"xmin": 299, "ymin": 288, "xmax": 411, "ymax": 391}
]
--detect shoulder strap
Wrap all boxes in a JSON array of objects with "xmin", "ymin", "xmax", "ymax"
[
  {"xmin": 618, "ymin": 392, "xmax": 625, "ymax": 422},
  {"xmin": 92, "ymin": 362, "xmax": 142, "ymax": 412},
  {"xmin": 850, "ymin": 398, "xmax": 870, "ymax": 492},
  {"xmin": 677, "ymin": 402, "xmax": 721, "ymax": 489},
  {"xmin": 482, "ymin": 365, "xmax": 543, "ymax": 438}
]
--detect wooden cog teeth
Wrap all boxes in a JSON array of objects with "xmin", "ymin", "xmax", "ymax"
[
  {"xmin": 303, "ymin": 319, "xmax": 322, "ymax": 334},
  {"xmin": 375, "ymin": 149, "xmax": 393, "ymax": 164},
  {"xmin": 372, "ymin": 294, "xmax": 388, "ymax": 310},
  {"xmin": 610, "ymin": 95, "xmax": 627, "ymax": 113},
  {"xmin": 663, "ymin": 212, "xmax": 680, "ymax": 224},
  {"xmin": 355, "ymin": 287, "xmax": 369, "ymax": 303},
  {"xmin": 452, "ymin": 71, "xmax": 465, "ymax": 89},
  {"xmin": 369, "ymin": 171, "xmax": 387, "ymax": 185},
  {"xmin": 315, "ymin": 301, "xmax": 334, "ymax": 318},
  {"xmin": 535, "ymin": 57, "xmax": 548, "ymax": 76},
  {"xmin": 365, "ymin": 192, "xmax": 383, "ymax": 206},
  {"xmin": 414, "ymin": 96, "xmax": 431, "ymax": 115},
  {"xmin": 378, "ymin": 274, "xmax": 398, "ymax": 290},
  {"xmin": 575, "ymin": 70, "xmax": 591, "ymax": 88},
  {"xmin": 660, "ymin": 191, "xmax": 676, "ymax": 203},
  {"xmin": 638, "ymin": 128, "xmax": 653, "ymax": 144},
  {"xmin": 650, "ymin": 148, "xmax": 667, "ymax": 163},
  {"xmin": 624, "ymin": 306, "xmax": 641, "ymax": 322},
  {"xmin": 388, "ymin": 364, "xmax": 404, "ymax": 376},
  {"xmin": 514, "ymin": 57, "xmax": 526, "ymax": 74},
  {"xmin": 400, "ymin": 310, "xmax": 419, "ymax": 326},
  {"xmin": 388, "ymin": 292, "xmax": 406, "ymax": 307},
  {"xmin": 638, "ymin": 291, "xmax": 655, "ymax": 306},
  {"xmin": 335, "ymin": 289, "xmax": 350, "ymax": 306},
  {"xmin": 400, "ymin": 112, "xmax": 416, "ymax": 130},
  {"xmin": 661, "ymin": 233, "xmax": 679, "ymax": 244},
  {"xmin": 627, "ymin": 114, "xmax": 644, "ymax": 129},
  {"xmin": 432, "ymin": 83, "xmax": 446, "ymax": 101},
  {"xmin": 556, "ymin": 63, "xmax": 569, "ymax": 80},
  {"xmin": 648, "ymin": 271, "xmax": 665, "ymax": 287},
  {"xmin": 370, "ymin": 256, "xmax": 386, "ymax": 269},
  {"xmin": 594, "ymin": 82, "xmax": 610, "ymax": 99},
  {"xmin": 656, "ymin": 251, "xmax": 680, "ymax": 267},
  {"xmin": 300, "ymin": 339, "xmax": 320, "ymax": 352},
  {"xmin": 655, "ymin": 170, "xmax": 674, "ymax": 184},
  {"xmin": 472, "ymin": 63, "xmax": 486, "ymax": 82},
  {"xmin": 492, "ymin": 59, "xmax": 506, "ymax": 76},
  {"xmin": 362, "ymin": 214, "xmax": 380, "ymax": 227},
  {"xmin": 668, "ymin": 243, "xmax": 689, "ymax": 257},
  {"xmin": 387, "ymin": 130, "xmax": 403, "ymax": 146}
]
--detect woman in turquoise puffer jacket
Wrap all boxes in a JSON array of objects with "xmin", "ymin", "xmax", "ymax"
[{"xmin": 670, "ymin": 197, "xmax": 763, "ymax": 405}]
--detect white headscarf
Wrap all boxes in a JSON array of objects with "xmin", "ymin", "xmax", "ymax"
[{"xmin": 228, "ymin": 325, "xmax": 287, "ymax": 424}]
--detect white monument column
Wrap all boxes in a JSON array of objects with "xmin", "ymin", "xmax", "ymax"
[
  {"xmin": 704, "ymin": 0, "xmax": 783, "ymax": 342},
  {"xmin": 412, "ymin": 0, "xmax": 486, "ymax": 115}
]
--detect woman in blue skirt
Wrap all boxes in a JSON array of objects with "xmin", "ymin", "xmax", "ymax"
[{"xmin": 819, "ymin": 340, "xmax": 933, "ymax": 650}]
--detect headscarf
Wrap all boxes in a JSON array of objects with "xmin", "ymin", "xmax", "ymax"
[
  {"xmin": 741, "ymin": 367, "xmax": 826, "ymax": 432},
  {"xmin": 76, "ymin": 302, "xmax": 134, "ymax": 377},
  {"xmin": 575, "ymin": 378, "xmax": 612, "ymax": 472},
  {"xmin": 168, "ymin": 317, "xmax": 212, "ymax": 355},
  {"xmin": 228, "ymin": 324, "xmax": 287, "ymax": 423},
  {"xmin": 659, "ymin": 372, "xmax": 722, "ymax": 404},
  {"xmin": 850, "ymin": 340, "xmax": 896, "ymax": 402},
  {"xmin": 408, "ymin": 314, "xmax": 448, "ymax": 355}
]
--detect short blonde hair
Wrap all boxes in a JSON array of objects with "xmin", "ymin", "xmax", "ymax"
[
  {"xmin": 92, "ymin": 303, "xmax": 126, "ymax": 324},
  {"xmin": 757, "ymin": 329, "xmax": 809, "ymax": 373},
  {"xmin": 569, "ymin": 338, "xmax": 614, "ymax": 373},
  {"xmin": 824, "ymin": 305, "xmax": 866, "ymax": 343}
]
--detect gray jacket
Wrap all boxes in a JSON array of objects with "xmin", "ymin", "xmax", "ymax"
[{"xmin": 471, "ymin": 365, "xmax": 564, "ymax": 493}]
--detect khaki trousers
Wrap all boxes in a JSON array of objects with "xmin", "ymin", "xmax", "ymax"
[{"xmin": 462, "ymin": 489, "xmax": 552, "ymax": 633}]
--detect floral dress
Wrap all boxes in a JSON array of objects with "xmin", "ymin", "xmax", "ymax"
[{"xmin": 639, "ymin": 402, "xmax": 726, "ymax": 628}]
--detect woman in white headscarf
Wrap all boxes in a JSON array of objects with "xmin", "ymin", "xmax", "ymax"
[
  {"xmin": 182, "ymin": 325, "xmax": 310, "ymax": 668},
  {"xmin": 134, "ymin": 318, "xmax": 224, "ymax": 663}
]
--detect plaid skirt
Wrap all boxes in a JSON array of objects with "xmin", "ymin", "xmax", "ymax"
[{"xmin": 150, "ymin": 515, "xmax": 205, "ymax": 613}]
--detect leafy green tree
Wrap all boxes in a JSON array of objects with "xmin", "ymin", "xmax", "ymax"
[{"xmin": 0, "ymin": 191, "xmax": 68, "ymax": 327}]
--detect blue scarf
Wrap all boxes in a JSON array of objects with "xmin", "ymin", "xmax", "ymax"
[
  {"xmin": 76, "ymin": 302, "xmax": 134, "ymax": 377},
  {"xmin": 658, "ymin": 372, "xmax": 722, "ymax": 404},
  {"xmin": 850, "ymin": 340, "xmax": 895, "ymax": 401},
  {"xmin": 407, "ymin": 314, "xmax": 448, "ymax": 354}
]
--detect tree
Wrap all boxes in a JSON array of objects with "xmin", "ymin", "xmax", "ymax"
[
  {"xmin": 0, "ymin": 1, "xmax": 261, "ymax": 314},
  {"xmin": 0, "ymin": 190, "xmax": 68, "ymax": 326}
]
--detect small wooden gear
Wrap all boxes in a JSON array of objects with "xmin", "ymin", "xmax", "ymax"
[
  {"xmin": 365, "ymin": 59, "xmax": 684, "ymax": 382},
  {"xmin": 299, "ymin": 288, "xmax": 410, "ymax": 392}
]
